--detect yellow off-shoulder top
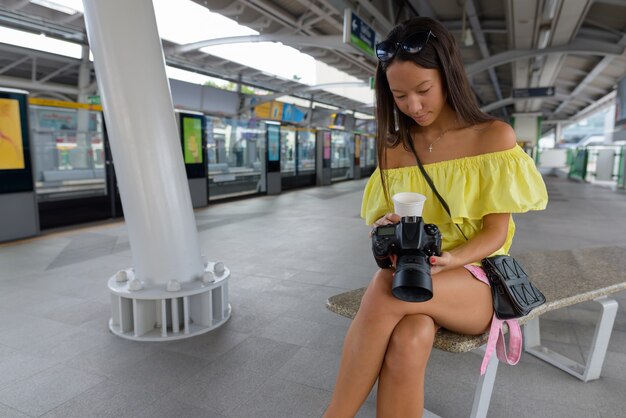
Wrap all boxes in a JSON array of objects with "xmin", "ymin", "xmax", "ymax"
[{"xmin": 361, "ymin": 145, "xmax": 548, "ymax": 258}]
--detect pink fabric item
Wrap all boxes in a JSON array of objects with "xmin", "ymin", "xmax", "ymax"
[{"xmin": 464, "ymin": 264, "xmax": 523, "ymax": 375}]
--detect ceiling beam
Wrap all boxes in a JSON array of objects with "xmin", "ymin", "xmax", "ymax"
[
  {"xmin": 570, "ymin": 89, "xmax": 615, "ymax": 121},
  {"xmin": 593, "ymin": 0, "xmax": 626, "ymax": 5},
  {"xmin": 292, "ymin": 0, "xmax": 342, "ymax": 32},
  {"xmin": 465, "ymin": 0, "xmax": 507, "ymax": 119},
  {"xmin": 0, "ymin": 8, "xmax": 85, "ymax": 42},
  {"xmin": 481, "ymin": 91, "xmax": 593, "ymax": 113},
  {"xmin": 0, "ymin": 75, "xmax": 79, "ymax": 95},
  {"xmin": 238, "ymin": 0, "xmax": 373, "ymax": 75},
  {"xmin": 7, "ymin": 0, "xmax": 31, "ymax": 11},
  {"xmin": 553, "ymin": 33, "xmax": 626, "ymax": 114},
  {"xmin": 171, "ymin": 35, "xmax": 352, "ymax": 55},
  {"xmin": 406, "ymin": 0, "xmax": 436, "ymax": 18},
  {"xmin": 465, "ymin": 39, "xmax": 625, "ymax": 76},
  {"xmin": 0, "ymin": 55, "xmax": 30, "ymax": 75},
  {"xmin": 37, "ymin": 62, "xmax": 76, "ymax": 83},
  {"xmin": 354, "ymin": 0, "xmax": 393, "ymax": 33}
]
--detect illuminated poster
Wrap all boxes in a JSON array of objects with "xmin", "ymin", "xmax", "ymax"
[
  {"xmin": 323, "ymin": 131, "xmax": 331, "ymax": 160},
  {"xmin": 616, "ymin": 76, "xmax": 626, "ymax": 126},
  {"xmin": 183, "ymin": 116, "xmax": 203, "ymax": 164},
  {"xmin": 0, "ymin": 98, "xmax": 25, "ymax": 170},
  {"xmin": 354, "ymin": 134, "xmax": 361, "ymax": 159},
  {"xmin": 268, "ymin": 125, "xmax": 280, "ymax": 162}
]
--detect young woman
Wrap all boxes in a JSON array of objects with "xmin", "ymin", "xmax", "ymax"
[{"xmin": 324, "ymin": 17, "xmax": 548, "ymax": 418}]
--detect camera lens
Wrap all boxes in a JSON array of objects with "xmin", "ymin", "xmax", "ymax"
[{"xmin": 392, "ymin": 254, "xmax": 433, "ymax": 302}]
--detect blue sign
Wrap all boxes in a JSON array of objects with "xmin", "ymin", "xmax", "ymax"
[
  {"xmin": 512, "ymin": 87, "xmax": 555, "ymax": 99},
  {"xmin": 281, "ymin": 104, "xmax": 306, "ymax": 123},
  {"xmin": 343, "ymin": 9, "xmax": 376, "ymax": 56}
]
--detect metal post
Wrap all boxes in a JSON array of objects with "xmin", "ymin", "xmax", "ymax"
[{"xmin": 470, "ymin": 348, "xmax": 499, "ymax": 418}]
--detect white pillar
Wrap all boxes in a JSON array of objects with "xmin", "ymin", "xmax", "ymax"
[
  {"xmin": 82, "ymin": 0, "xmax": 203, "ymax": 286},
  {"xmin": 555, "ymin": 122, "xmax": 562, "ymax": 147}
]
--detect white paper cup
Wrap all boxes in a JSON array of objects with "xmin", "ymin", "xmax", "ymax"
[{"xmin": 392, "ymin": 192, "xmax": 426, "ymax": 217}]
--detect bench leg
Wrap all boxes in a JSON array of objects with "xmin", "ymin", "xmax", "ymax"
[
  {"xmin": 422, "ymin": 409, "xmax": 442, "ymax": 418},
  {"xmin": 470, "ymin": 350, "xmax": 499, "ymax": 418},
  {"xmin": 422, "ymin": 347, "xmax": 499, "ymax": 418},
  {"xmin": 523, "ymin": 296, "xmax": 619, "ymax": 382}
]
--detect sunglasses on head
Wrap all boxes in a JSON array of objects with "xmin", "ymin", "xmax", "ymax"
[{"xmin": 375, "ymin": 30, "xmax": 436, "ymax": 62}]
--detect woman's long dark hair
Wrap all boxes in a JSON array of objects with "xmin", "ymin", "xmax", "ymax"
[{"xmin": 375, "ymin": 17, "xmax": 496, "ymax": 206}]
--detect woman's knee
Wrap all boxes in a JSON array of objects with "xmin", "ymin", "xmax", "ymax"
[
  {"xmin": 357, "ymin": 269, "xmax": 396, "ymax": 316},
  {"xmin": 384, "ymin": 315, "xmax": 436, "ymax": 373},
  {"xmin": 361, "ymin": 268, "xmax": 392, "ymax": 301}
]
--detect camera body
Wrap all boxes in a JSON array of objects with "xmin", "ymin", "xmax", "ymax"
[{"xmin": 371, "ymin": 216, "xmax": 442, "ymax": 302}]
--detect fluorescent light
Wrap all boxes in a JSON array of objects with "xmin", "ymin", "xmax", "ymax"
[
  {"xmin": 542, "ymin": 0, "xmax": 558, "ymax": 21},
  {"xmin": 30, "ymin": 0, "xmax": 81, "ymax": 15},
  {"xmin": 537, "ymin": 28, "xmax": 551, "ymax": 49},
  {"xmin": 464, "ymin": 28, "xmax": 474, "ymax": 47},
  {"xmin": 0, "ymin": 26, "xmax": 81, "ymax": 58}
]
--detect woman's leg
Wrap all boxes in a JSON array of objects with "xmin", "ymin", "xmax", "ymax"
[
  {"xmin": 323, "ymin": 267, "xmax": 492, "ymax": 418},
  {"xmin": 377, "ymin": 314, "xmax": 436, "ymax": 418}
]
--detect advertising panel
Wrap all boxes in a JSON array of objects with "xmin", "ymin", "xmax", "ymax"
[
  {"xmin": 182, "ymin": 116, "xmax": 203, "ymax": 164},
  {"xmin": 268, "ymin": 124, "xmax": 280, "ymax": 162},
  {"xmin": 354, "ymin": 133, "xmax": 361, "ymax": 161},
  {"xmin": 0, "ymin": 98, "xmax": 25, "ymax": 170},
  {"xmin": 323, "ymin": 131, "xmax": 331, "ymax": 160},
  {"xmin": 179, "ymin": 112, "xmax": 205, "ymax": 179},
  {"xmin": 616, "ymin": 76, "xmax": 626, "ymax": 126},
  {"xmin": 0, "ymin": 89, "xmax": 34, "ymax": 194}
]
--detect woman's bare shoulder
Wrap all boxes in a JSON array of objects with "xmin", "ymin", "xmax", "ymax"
[
  {"xmin": 379, "ymin": 141, "xmax": 414, "ymax": 169},
  {"xmin": 473, "ymin": 120, "xmax": 517, "ymax": 154}
]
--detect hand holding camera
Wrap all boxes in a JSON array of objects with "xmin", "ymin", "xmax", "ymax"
[
  {"xmin": 370, "ymin": 193, "xmax": 442, "ymax": 302},
  {"xmin": 371, "ymin": 216, "xmax": 442, "ymax": 302}
]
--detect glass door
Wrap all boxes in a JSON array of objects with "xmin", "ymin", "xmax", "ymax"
[
  {"xmin": 330, "ymin": 130, "xmax": 354, "ymax": 182},
  {"xmin": 206, "ymin": 117, "xmax": 266, "ymax": 200},
  {"xmin": 30, "ymin": 105, "xmax": 117, "ymax": 229},
  {"xmin": 363, "ymin": 134, "xmax": 377, "ymax": 176},
  {"xmin": 280, "ymin": 126, "xmax": 297, "ymax": 189},
  {"xmin": 296, "ymin": 129, "xmax": 316, "ymax": 187}
]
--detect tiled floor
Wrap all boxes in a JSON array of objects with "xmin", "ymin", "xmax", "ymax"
[{"xmin": 0, "ymin": 174, "xmax": 625, "ymax": 417}]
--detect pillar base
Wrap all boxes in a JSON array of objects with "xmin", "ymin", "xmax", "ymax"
[{"xmin": 107, "ymin": 261, "xmax": 230, "ymax": 341}]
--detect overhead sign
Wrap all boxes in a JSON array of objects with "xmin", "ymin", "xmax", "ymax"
[
  {"xmin": 87, "ymin": 95, "xmax": 101, "ymax": 105},
  {"xmin": 343, "ymin": 9, "xmax": 377, "ymax": 57},
  {"xmin": 28, "ymin": 97, "xmax": 103, "ymax": 111},
  {"xmin": 254, "ymin": 101, "xmax": 307, "ymax": 124},
  {"xmin": 512, "ymin": 87, "xmax": 555, "ymax": 99}
]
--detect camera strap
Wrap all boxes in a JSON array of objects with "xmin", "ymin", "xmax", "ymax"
[{"xmin": 406, "ymin": 136, "xmax": 469, "ymax": 241}]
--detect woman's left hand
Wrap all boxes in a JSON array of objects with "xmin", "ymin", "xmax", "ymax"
[{"xmin": 429, "ymin": 252, "xmax": 456, "ymax": 275}]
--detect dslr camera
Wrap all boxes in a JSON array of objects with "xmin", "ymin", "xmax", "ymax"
[{"xmin": 371, "ymin": 216, "xmax": 442, "ymax": 302}]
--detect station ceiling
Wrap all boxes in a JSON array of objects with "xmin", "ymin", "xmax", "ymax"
[{"xmin": 0, "ymin": 0, "xmax": 625, "ymax": 127}]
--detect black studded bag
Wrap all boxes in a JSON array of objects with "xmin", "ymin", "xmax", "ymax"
[{"xmin": 406, "ymin": 140, "xmax": 545, "ymax": 319}]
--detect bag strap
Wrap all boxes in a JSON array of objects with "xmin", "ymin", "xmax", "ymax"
[{"xmin": 406, "ymin": 137, "xmax": 469, "ymax": 241}]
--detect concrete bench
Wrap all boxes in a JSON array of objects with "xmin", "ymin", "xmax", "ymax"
[{"xmin": 326, "ymin": 246, "xmax": 626, "ymax": 418}]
